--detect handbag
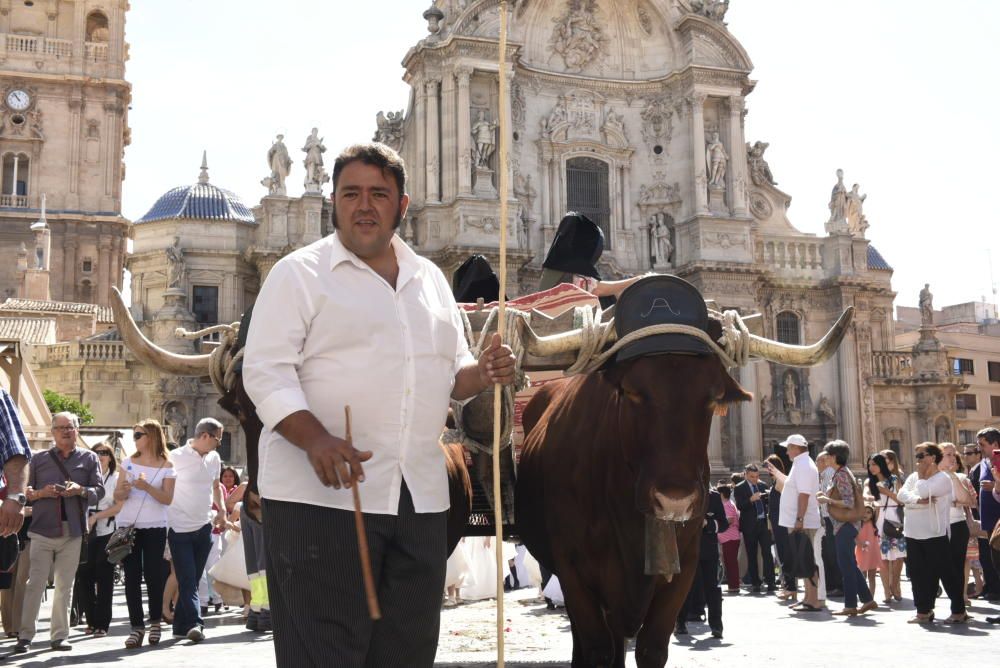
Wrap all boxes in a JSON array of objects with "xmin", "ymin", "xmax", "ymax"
[
  {"xmin": 105, "ymin": 461, "xmax": 166, "ymax": 565},
  {"xmin": 48, "ymin": 449, "xmax": 90, "ymax": 564},
  {"xmin": 990, "ymin": 521, "xmax": 1000, "ymax": 553},
  {"xmin": 882, "ymin": 489, "xmax": 904, "ymax": 540},
  {"xmin": 828, "ymin": 468, "xmax": 865, "ymax": 524}
]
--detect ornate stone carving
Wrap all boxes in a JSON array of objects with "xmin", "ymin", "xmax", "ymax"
[
  {"xmin": 747, "ymin": 141, "xmax": 776, "ymax": 186},
  {"xmin": 513, "ymin": 172, "xmax": 537, "ymax": 218},
  {"xmin": 263, "ymin": 134, "xmax": 292, "ymax": 196},
  {"xmin": 827, "ymin": 168, "xmax": 848, "ymax": 226},
  {"xmin": 640, "ymin": 95, "xmax": 673, "ymax": 159},
  {"xmin": 686, "ymin": 0, "xmax": 729, "ymax": 23},
  {"xmin": 817, "ymin": 395, "xmax": 836, "ymax": 422},
  {"xmin": 637, "ymin": 5, "xmax": 653, "ymax": 35},
  {"xmin": 472, "ymin": 110, "xmax": 498, "ymax": 167},
  {"xmin": 703, "ymin": 231, "xmax": 747, "ymax": 250},
  {"xmin": 511, "ymin": 82, "xmax": 526, "ymax": 133},
  {"xmin": 373, "ymin": 110, "xmax": 404, "ymax": 151},
  {"xmin": 706, "ymin": 131, "xmax": 728, "ymax": 187},
  {"xmin": 165, "ymin": 236, "xmax": 185, "ymax": 289},
  {"xmin": 919, "ymin": 283, "xmax": 934, "ymax": 326},
  {"xmin": 638, "ymin": 180, "xmax": 681, "ymax": 206},
  {"xmin": 302, "ymin": 128, "xmax": 329, "ymax": 194},
  {"xmin": 468, "ymin": 216, "xmax": 499, "ymax": 234},
  {"xmin": 549, "ymin": 0, "xmax": 606, "ymax": 73},
  {"xmin": 600, "ymin": 107, "xmax": 627, "ymax": 147},
  {"xmin": 748, "ymin": 191, "xmax": 773, "ymax": 220},
  {"xmin": 846, "ymin": 182, "xmax": 868, "ymax": 237}
]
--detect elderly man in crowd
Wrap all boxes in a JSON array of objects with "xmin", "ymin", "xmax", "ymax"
[
  {"xmin": 973, "ymin": 427, "xmax": 1000, "ymax": 602},
  {"xmin": 773, "ymin": 434, "xmax": 824, "ymax": 612},
  {"xmin": 897, "ymin": 442, "xmax": 967, "ymax": 624},
  {"xmin": 16, "ymin": 412, "xmax": 103, "ymax": 653}
]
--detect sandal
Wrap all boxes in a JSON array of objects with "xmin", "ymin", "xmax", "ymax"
[
  {"xmin": 945, "ymin": 613, "xmax": 971, "ymax": 624},
  {"xmin": 792, "ymin": 603, "xmax": 825, "ymax": 612},
  {"xmin": 94, "ymin": 630, "xmax": 107, "ymax": 638},
  {"xmin": 148, "ymin": 622, "xmax": 161, "ymax": 645},
  {"xmin": 907, "ymin": 612, "xmax": 935, "ymax": 624},
  {"xmin": 125, "ymin": 628, "xmax": 145, "ymax": 649},
  {"xmin": 84, "ymin": 626, "xmax": 95, "ymax": 635}
]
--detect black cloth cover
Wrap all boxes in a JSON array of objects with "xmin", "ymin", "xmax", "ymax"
[
  {"xmin": 452, "ymin": 255, "xmax": 500, "ymax": 304},
  {"xmin": 541, "ymin": 212, "xmax": 604, "ymax": 280}
]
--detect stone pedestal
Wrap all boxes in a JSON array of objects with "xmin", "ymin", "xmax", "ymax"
[
  {"xmin": 152, "ymin": 288, "xmax": 199, "ymax": 354},
  {"xmin": 473, "ymin": 166, "xmax": 497, "ymax": 198},
  {"xmin": 22, "ymin": 269, "xmax": 51, "ymax": 301},
  {"xmin": 708, "ymin": 184, "xmax": 726, "ymax": 214}
]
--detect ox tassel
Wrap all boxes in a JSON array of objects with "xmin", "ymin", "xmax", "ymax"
[
  {"xmin": 644, "ymin": 516, "xmax": 682, "ymax": 581},
  {"xmin": 714, "ymin": 404, "xmax": 729, "ymax": 417}
]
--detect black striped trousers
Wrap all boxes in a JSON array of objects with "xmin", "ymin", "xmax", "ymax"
[{"xmin": 262, "ymin": 482, "xmax": 448, "ymax": 668}]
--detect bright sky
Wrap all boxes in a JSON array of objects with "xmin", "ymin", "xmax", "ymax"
[{"xmin": 122, "ymin": 1, "xmax": 1000, "ymax": 312}]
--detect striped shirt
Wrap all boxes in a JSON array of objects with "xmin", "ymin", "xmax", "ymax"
[{"xmin": 0, "ymin": 388, "xmax": 31, "ymax": 467}]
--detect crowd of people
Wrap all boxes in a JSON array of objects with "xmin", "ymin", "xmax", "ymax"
[
  {"xmin": 671, "ymin": 427, "xmax": 1000, "ymax": 635},
  {"xmin": 0, "ymin": 401, "xmax": 266, "ymax": 654}
]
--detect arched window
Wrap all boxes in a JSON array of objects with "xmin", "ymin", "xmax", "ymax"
[
  {"xmin": 775, "ymin": 311, "xmax": 801, "ymax": 345},
  {"xmin": 566, "ymin": 157, "xmax": 611, "ymax": 249},
  {"xmin": 1, "ymin": 153, "xmax": 30, "ymax": 205},
  {"xmin": 86, "ymin": 11, "xmax": 110, "ymax": 42}
]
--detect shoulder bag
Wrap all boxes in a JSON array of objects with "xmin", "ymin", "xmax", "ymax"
[
  {"xmin": 881, "ymin": 478, "xmax": 904, "ymax": 540},
  {"xmin": 106, "ymin": 461, "xmax": 165, "ymax": 565},
  {"xmin": 48, "ymin": 449, "xmax": 90, "ymax": 565},
  {"xmin": 828, "ymin": 468, "xmax": 865, "ymax": 524}
]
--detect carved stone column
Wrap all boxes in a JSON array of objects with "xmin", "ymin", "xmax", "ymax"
[
  {"xmin": 67, "ymin": 97, "xmax": 83, "ymax": 209},
  {"xmin": 440, "ymin": 73, "xmax": 457, "ymax": 202},
  {"xmin": 622, "ymin": 165, "xmax": 632, "ymax": 231},
  {"xmin": 708, "ymin": 415, "xmax": 725, "ymax": 472},
  {"xmin": 728, "ymin": 96, "xmax": 749, "ymax": 216},
  {"xmin": 837, "ymin": 327, "xmax": 863, "ymax": 451},
  {"xmin": 690, "ymin": 94, "xmax": 708, "ymax": 215},
  {"xmin": 425, "ymin": 78, "xmax": 441, "ymax": 204},
  {"xmin": 456, "ymin": 68, "xmax": 473, "ymax": 196},
  {"xmin": 63, "ymin": 234, "xmax": 78, "ymax": 303},
  {"xmin": 97, "ymin": 232, "xmax": 113, "ymax": 306},
  {"xmin": 414, "ymin": 79, "xmax": 427, "ymax": 206},
  {"xmin": 739, "ymin": 362, "xmax": 761, "ymax": 467},
  {"xmin": 102, "ymin": 101, "xmax": 119, "ymax": 211}
]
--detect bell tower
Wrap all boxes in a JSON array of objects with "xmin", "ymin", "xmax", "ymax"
[{"xmin": 0, "ymin": 0, "xmax": 131, "ymax": 306}]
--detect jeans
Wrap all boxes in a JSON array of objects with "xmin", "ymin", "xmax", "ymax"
[
  {"xmin": 833, "ymin": 523, "xmax": 873, "ymax": 609},
  {"xmin": 123, "ymin": 527, "xmax": 167, "ymax": 628},
  {"xmin": 167, "ymin": 524, "xmax": 213, "ymax": 636}
]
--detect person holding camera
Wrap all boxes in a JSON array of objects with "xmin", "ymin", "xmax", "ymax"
[
  {"xmin": 734, "ymin": 463, "xmax": 776, "ymax": 593},
  {"xmin": 15, "ymin": 412, "xmax": 104, "ymax": 653},
  {"xmin": 866, "ymin": 452, "xmax": 905, "ymax": 604}
]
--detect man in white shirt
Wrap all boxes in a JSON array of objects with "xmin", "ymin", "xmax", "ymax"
[
  {"xmin": 896, "ymin": 442, "xmax": 967, "ymax": 623},
  {"xmin": 167, "ymin": 418, "xmax": 225, "ymax": 642},
  {"xmin": 775, "ymin": 434, "xmax": 824, "ymax": 612},
  {"xmin": 244, "ymin": 143, "xmax": 516, "ymax": 668}
]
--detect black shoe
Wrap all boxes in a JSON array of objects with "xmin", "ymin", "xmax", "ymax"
[
  {"xmin": 245, "ymin": 611, "xmax": 259, "ymax": 632},
  {"xmin": 200, "ymin": 606, "xmax": 209, "ymax": 617},
  {"xmin": 13, "ymin": 639, "xmax": 30, "ymax": 653},
  {"xmin": 751, "ymin": 585, "xmax": 762, "ymax": 594},
  {"xmin": 766, "ymin": 585, "xmax": 777, "ymax": 593},
  {"xmin": 711, "ymin": 627, "xmax": 723, "ymax": 639},
  {"xmin": 256, "ymin": 610, "xmax": 272, "ymax": 633},
  {"xmin": 675, "ymin": 623, "xmax": 688, "ymax": 635},
  {"xmin": 50, "ymin": 639, "xmax": 72, "ymax": 651},
  {"xmin": 986, "ymin": 616, "xmax": 1000, "ymax": 624}
]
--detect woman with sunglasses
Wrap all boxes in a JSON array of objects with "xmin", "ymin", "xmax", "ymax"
[
  {"xmin": 73, "ymin": 444, "xmax": 123, "ymax": 637},
  {"xmin": 113, "ymin": 420, "xmax": 176, "ymax": 648}
]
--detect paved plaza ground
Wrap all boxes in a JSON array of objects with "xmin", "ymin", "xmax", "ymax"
[{"xmin": 1, "ymin": 582, "xmax": 996, "ymax": 666}]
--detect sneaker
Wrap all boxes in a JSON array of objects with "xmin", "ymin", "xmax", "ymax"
[
  {"xmin": 50, "ymin": 639, "xmax": 72, "ymax": 651},
  {"xmin": 710, "ymin": 627, "xmax": 723, "ymax": 639},
  {"xmin": 13, "ymin": 639, "xmax": 30, "ymax": 653},
  {"xmin": 186, "ymin": 626, "xmax": 205, "ymax": 642}
]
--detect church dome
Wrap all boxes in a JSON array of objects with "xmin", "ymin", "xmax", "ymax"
[{"xmin": 136, "ymin": 152, "xmax": 255, "ymax": 225}]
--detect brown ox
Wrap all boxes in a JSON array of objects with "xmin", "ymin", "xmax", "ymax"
[
  {"xmin": 109, "ymin": 288, "xmax": 472, "ymax": 554},
  {"xmin": 515, "ymin": 300, "xmax": 853, "ymax": 668}
]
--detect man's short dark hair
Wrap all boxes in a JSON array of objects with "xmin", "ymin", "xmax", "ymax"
[
  {"xmin": 916, "ymin": 441, "xmax": 943, "ymax": 464},
  {"xmin": 332, "ymin": 143, "xmax": 407, "ymax": 198},
  {"xmin": 977, "ymin": 427, "xmax": 1000, "ymax": 445},
  {"xmin": 822, "ymin": 440, "xmax": 851, "ymax": 466},
  {"xmin": 744, "ymin": 464, "xmax": 759, "ymax": 473}
]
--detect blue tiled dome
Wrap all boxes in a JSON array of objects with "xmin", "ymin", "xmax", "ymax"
[{"xmin": 136, "ymin": 153, "xmax": 255, "ymax": 224}]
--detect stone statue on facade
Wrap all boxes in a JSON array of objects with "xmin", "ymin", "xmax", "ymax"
[
  {"xmin": 653, "ymin": 218, "xmax": 672, "ymax": 267},
  {"xmin": 747, "ymin": 140, "xmax": 776, "ymax": 186},
  {"xmin": 828, "ymin": 168, "xmax": 848, "ymax": 224},
  {"xmin": 513, "ymin": 172, "xmax": 537, "ymax": 217},
  {"xmin": 783, "ymin": 372, "xmax": 798, "ymax": 409},
  {"xmin": 919, "ymin": 283, "xmax": 934, "ymax": 326},
  {"xmin": 846, "ymin": 183, "xmax": 868, "ymax": 237},
  {"xmin": 688, "ymin": 0, "xmax": 729, "ymax": 21},
  {"xmin": 374, "ymin": 110, "xmax": 405, "ymax": 151},
  {"xmin": 164, "ymin": 402, "xmax": 187, "ymax": 445},
  {"xmin": 706, "ymin": 131, "xmax": 728, "ymax": 187},
  {"xmin": 472, "ymin": 110, "xmax": 498, "ymax": 168},
  {"xmin": 263, "ymin": 134, "xmax": 292, "ymax": 195},
  {"xmin": 817, "ymin": 395, "xmax": 836, "ymax": 422},
  {"xmin": 165, "ymin": 236, "xmax": 185, "ymax": 289},
  {"xmin": 302, "ymin": 128, "xmax": 329, "ymax": 194},
  {"xmin": 550, "ymin": 0, "xmax": 606, "ymax": 72}
]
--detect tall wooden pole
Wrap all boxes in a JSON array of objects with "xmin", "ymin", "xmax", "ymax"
[{"xmin": 493, "ymin": 3, "xmax": 510, "ymax": 666}]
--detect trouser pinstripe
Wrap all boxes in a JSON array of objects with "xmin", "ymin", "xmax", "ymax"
[{"xmin": 263, "ymin": 482, "xmax": 448, "ymax": 668}]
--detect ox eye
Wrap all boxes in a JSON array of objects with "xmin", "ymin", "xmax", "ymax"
[{"xmin": 619, "ymin": 386, "xmax": 644, "ymax": 403}]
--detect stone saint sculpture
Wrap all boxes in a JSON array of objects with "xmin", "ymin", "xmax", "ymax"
[
  {"xmin": 846, "ymin": 183, "xmax": 868, "ymax": 236},
  {"xmin": 919, "ymin": 283, "xmax": 934, "ymax": 326},
  {"xmin": 264, "ymin": 134, "xmax": 292, "ymax": 195},
  {"xmin": 828, "ymin": 169, "xmax": 848, "ymax": 223},
  {"xmin": 783, "ymin": 373, "xmax": 798, "ymax": 409},
  {"xmin": 165, "ymin": 236, "xmax": 185, "ymax": 289},
  {"xmin": 747, "ymin": 141, "xmax": 776, "ymax": 186},
  {"xmin": 654, "ymin": 219, "xmax": 672, "ymax": 266},
  {"xmin": 706, "ymin": 132, "xmax": 728, "ymax": 187},
  {"xmin": 472, "ymin": 111, "xmax": 498, "ymax": 168},
  {"xmin": 302, "ymin": 128, "xmax": 329, "ymax": 192}
]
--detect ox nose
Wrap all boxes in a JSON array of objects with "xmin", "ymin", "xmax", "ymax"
[{"xmin": 651, "ymin": 490, "xmax": 699, "ymax": 523}]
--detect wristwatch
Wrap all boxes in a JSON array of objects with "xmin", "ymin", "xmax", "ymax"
[
  {"xmin": 6, "ymin": 493, "xmax": 27, "ymax": 507},
  {"xmin": 795, "ymin": 516, "xmax": 804, "ymax": 522}
]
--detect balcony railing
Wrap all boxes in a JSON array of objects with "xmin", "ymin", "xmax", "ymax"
[
  {"xmin": 755, "ymin": 236, "xmax": 824, "ymax": 271},
  {"xmin": 5, "ymin": 33, "xmax": 38, "ymax": 53},
  {"xmin": 0, "ymin": 195, "xmax": 29, "ymax": 208},
  {"xmin": 2, "ymin": 34, "xmax": 107, "ymax": 61},
  {"xmin": 872, "ymin": 351, "xmax": 914, "ymax": 379},
  {"xmin": 35, "ymin": 341, "xmax": 129, "ymax": 364},
  {"xmin": 84, "ymin": 41, "xmax": 108, "ymax": 61},
  {"xmin": 43, "ymin": 38, "xmax": 72, "ymax": 58}
]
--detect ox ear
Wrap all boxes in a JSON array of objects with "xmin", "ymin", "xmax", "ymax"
[{"xmin": 717, "ymin": 366, "xmax": 753, "ymax": 415}]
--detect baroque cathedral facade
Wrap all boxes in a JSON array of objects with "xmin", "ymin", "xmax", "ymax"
[{"xmin": 5, "ymin": 0, "xmax": 965, "ymax": 473}]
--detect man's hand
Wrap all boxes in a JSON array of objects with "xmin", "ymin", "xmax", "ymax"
[
  {"xmin": 792, "ymin": 518, "xmax": 804, "ymax": 533},
  {"xmin": 87, "ymin": 515, "xmax": 99, "ymax": 531},
  {"xmin": 304, "ymin": 435, "xmax": 373, "ymax": 489},
  {"xmin": 60, "ymin": 481, "xmax": 85, "ymax": 498},
  {"xmin": 115, "ymin": 479, "xmax": 133, "ymax": 501},
  {"xmin": 0, "ymin": 498, "xmax": 24, "ymax": 537},
  {"xmin": 981, "ymin": 480, "xmax": 994, "ymax": 493},
  {"xmin": 477, "ymin": 333, "xmax": 516, "ymax": 390}
]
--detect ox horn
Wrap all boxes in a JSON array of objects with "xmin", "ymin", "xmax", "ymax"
[
  {"xmin": 518, "ymin": 318, "xmax": 608, "ymax": 357},
  {"xmin": 110, "ymin": 287, "xmax": 212, "ymax": 377},
  {"xmin": 748, "ymin": 306, "xmax": 855, "ymax": 367}
]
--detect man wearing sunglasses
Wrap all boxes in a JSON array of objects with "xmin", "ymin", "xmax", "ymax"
[{"xmin": 972, "ymin": 427, "xmax": 1000, "ymax": 603}]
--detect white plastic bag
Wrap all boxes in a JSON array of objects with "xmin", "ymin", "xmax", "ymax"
[{"xmin": 208, "ymin": 529, "xmax": 250, "ymax": 590}]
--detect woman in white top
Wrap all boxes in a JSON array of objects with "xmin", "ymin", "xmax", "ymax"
[
  {"xmin": 113, "ymin": 420, "xmax": 176, "ymax": 648},
  {"xmin": 866, "ymin": 452, "xmax": 906, "ymax": 603},
  {"xmin": 74, "ymin": 443, "xmax": 123, "ymax": 637},
  {"xmin": 939, "ymin": 443, "xmax": 977, "ymax": 605}
]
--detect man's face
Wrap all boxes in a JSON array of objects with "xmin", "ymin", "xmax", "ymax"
[
  {"xmin": 963, "ymin": 446, "xmax": 982, "ymax": 464},
  {"xmin": 333, "ymin": 161, "xmax": 409, "ymax": 264},
  {"xmin": 816, "ymin": 454, "xmax": 830, "ymax": 471},
  {"xmin": 746, "ymin": 470, "xmax": 760, "ymax": 485},
  {"xmin": 979, "ymin": 436, "xmax": 996, "ymax": 457},
  {"xmin": 788, "ymin": 444, "xmax": 805, "ymax": 460},
  {"xmin": 201, "ymin": 429, "xmax": 223, "ymax": 451},
  {"xmin": 52, "ymin": 417, "xmax": 77, "ymax": 448}
]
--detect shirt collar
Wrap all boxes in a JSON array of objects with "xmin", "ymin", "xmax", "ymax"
[{"xmin": 328, "ymin": 232, "xmax": 421, "ymax": 289}]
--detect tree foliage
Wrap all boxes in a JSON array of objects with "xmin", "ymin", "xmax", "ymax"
[{"xmin": 43, "ymin": 389, "xmax": 96, "ymax": 426}]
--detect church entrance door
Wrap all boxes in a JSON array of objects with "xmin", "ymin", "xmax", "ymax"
[{"xmin": 566, "ymin": 157, "xmax": 611, "ymax": 249}]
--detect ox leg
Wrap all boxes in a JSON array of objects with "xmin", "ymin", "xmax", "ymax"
[
  {"xmin": 559, "ymin": 575, "xmax": 615, "ymax": 668},
  {"xmin": 634, "ymin": 577, "xmax": 694, "ymax": 668}
]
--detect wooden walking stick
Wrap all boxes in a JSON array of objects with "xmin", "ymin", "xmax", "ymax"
[{"xmin": 345, "ymin": 405, "xmax": 381, "ymax": 620}]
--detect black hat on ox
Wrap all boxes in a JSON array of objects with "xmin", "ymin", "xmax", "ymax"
[
  {"xmin": 452, "ymin": 254, "xmax": 500, "ymax": 304},
  {"xmin": 613, "ymin": 275, "xmax": 713, "ymax": 363}
]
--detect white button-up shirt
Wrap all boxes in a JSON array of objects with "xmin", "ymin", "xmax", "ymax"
[
  {"xmin": 897, "ymin": 470, "xmax": 953, "ymax": 540},
  {"xmin": 243, "ymin": 233, "xmax": 473, "ymax": 515},
  {"xmin": 779, "ymin": 452, "xmax": 821, "ymax": 529}
]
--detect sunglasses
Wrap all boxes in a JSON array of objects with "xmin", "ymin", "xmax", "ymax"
[
  {"xmin": 915, "ymin": 453, "xmax": 930, "ymax": 460},
  {"xmin": 133, "ymin": 432, "xmax": 147, "ymax": 440},
  {"xmin": 964, "ymin": 450, "xmax": 980, "ymax": 455},
  {"xmin": 94, "ymin": 451, "xmax": 112, "ymax": 457}
]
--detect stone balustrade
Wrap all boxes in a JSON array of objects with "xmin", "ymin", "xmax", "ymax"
[
  {"xmin": 84, "ymin": 41, "xmax": 108, "ymax": 61},
  {"xmin": 755, "ymin": 236, "xmax": 824, "ymax": 271},
  {"xmin": 0, "ymin": 195, "xmax": 29, "ymax": 208},
  {"xmin": 5, "ymin": 33, "xmax": 38, "ymax": 53},
  {"xmin": 43, "ymin": 38, "xmax": 73, "ymax": 58},
  {"xmin": 35, "ymin": 341, "xmax": 129, "ymax": 364},
  {"xmin": 871, "ymin": 351, "xmax": 913, "ymax": 379},
  {"xmin": 1, "ymin": 34, "xmax": 105, "ymax": 60}
]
